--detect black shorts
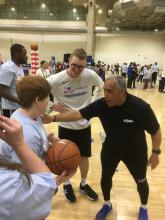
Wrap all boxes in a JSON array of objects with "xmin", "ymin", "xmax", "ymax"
[{"xmin": 58, "ymin": 126, "xmax": 91, "ymax": 157}]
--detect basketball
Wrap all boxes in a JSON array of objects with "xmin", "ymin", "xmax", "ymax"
[
  {"xmin": 45, "ymin": 139, "xmax": 81, "ymax": 175},
  {"xmin": 30, "ymin": 43, "xmax": 38, "ymax": 51}
]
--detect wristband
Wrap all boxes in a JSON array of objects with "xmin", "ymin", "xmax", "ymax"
[{"xmin": 152, "ymin": 149, "xmax": 161, "ymax": 155}]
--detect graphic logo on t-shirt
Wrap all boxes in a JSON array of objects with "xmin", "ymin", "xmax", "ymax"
[
  {"xmin": 123, "ymin": 119, "xmax": 134, "ymax": 123},
  {"xmin": 64, "ymin": 86, "xmax": 87, "ymax": 97}
]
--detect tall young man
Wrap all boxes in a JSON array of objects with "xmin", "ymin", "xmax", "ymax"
[{"xmin": 47, "ymin": 48, "xmax": 104, "ymax": 203}]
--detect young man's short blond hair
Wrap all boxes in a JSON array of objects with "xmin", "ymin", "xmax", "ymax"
[{"xmin": 70, "ymin": 48, "xmax": 87, "ymax": 60}]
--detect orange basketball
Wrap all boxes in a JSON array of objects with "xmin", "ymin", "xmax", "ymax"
[
  {"xmin": 30, "ymin": 43, "xmax": 38, "ymax": 51},
  {"xmin": 45, "ymin": 139, "xmax": 81, "ymax": 175}
]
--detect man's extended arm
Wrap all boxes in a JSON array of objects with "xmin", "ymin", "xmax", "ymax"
[{"xmin": 41, "ymin": 110, "xmax": 83, "ymax": 124}]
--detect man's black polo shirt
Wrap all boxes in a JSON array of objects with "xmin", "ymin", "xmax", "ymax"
[{"xmin": 80, "ymin": 94, "xmax": 160, "ymax": 153}]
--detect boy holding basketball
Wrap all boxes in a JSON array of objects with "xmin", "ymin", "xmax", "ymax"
[
  {"xmin": 0, "ymin": 75, "xmax": 58, "ymax": 163},
  {"xmin": 47, "ymin": 48, "xmax": 104, "ymax": 203}
]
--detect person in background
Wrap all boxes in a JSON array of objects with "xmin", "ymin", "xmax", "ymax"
[
  {"xmin": 111, "ymin": 65, "xmax": 115, "ymax": 75},
  {"xmin": 106, "ymin": 64, "xmax": 110, "ymax": 71},
  {"xmin": 132, "ymin": 62, "xmax": 138, "ymax": 88},
  {"xmin": 158, "ymin": 67, "xmax": 165, "ymax": 93},
  {"xmin": 97, "ymin": 62, "xmax": 106, "ymax": 82},
  {"xmin": 36, "ymin": 60, "xmax": 51, "ymax": 78},
  {"xmin": 127, "ymin": 62, "xmax": 133, "ymax": 88},
  {"xmin": 36, "ymin": 60, "xmax": 53, "ymax": 102},
  {"xmin": 87, "ymin": 62, "xmax": 100, "ymax": 95},
  {"xmin": 121, "ymin": 62, "xmax": 128, "ymax": 78},
  {"xmin": 151, "ymin": 62, "xmax": 159, "ymax": 85},
  {"xmin": 114, "ymin": 63, "xmax": 120, "ymax": 75},
  {"xmin": 0, "ymin": 116, "xmax": 74, "ymax": 220},
  {"xmin": 56, "ymin": 62, "xmax": 64, "ymax": 73},
  {"xmin": 143, "ymin": 65, "xmax": 151, "ymax": 90},
  {"xmin": 0, "ymin": 44, "xmax": 28, "ymax": 117},
  {"xmin": 87, "ymin": 61, "xmax": 100, "ymax": 75},
  {"xmin": 137, "ymin": 66, "xmax": 144, "ymax": 83}
]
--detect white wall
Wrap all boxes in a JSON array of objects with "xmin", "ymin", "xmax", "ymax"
[
  {"xmin": 163, "ymin": 40, "xmax": 165, "ymax": 67},
  {"xmin": 95, "ymin": 33, "xmax": 165, "ymax": 68},
  {"xmin": 0, "ymin": 31, "xmax": 87, "ymax": 62},
  {"xmin": 0, "ymin": 30, "xmax": 164, "ymax": 67}
]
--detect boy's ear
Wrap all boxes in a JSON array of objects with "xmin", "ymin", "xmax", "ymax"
[{"xmin": 35, "ymin": 97, "xmax": 40, "ymax": 104}]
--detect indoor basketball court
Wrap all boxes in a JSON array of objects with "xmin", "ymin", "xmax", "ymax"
[{"xmin": 0, "ymin": 0, "xmax": 164, "ymax": 220}]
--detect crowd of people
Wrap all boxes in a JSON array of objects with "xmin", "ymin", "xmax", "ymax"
[
  {"xmin": 1, "ymin": 46, "xmax": 164, "ymax": 93},
  {"xmin": 37, "ymin": 60, "xmax": 165, "ymax": 93},
  {"xmin": 0, "ymin": 43, "xmax": 163, "ymax": 220},
  {"xmin": 88, "ymin": 61, "xmax": 165, "ymax": 93}
]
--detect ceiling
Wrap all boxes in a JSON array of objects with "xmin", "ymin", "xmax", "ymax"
[
  {"xmin": 0, "ymin": 0, "xmax": 165, "ymax": 32},
  {"xmin": 0, "ymin": 0, "xmax": 87, "ymax": 21},
  {"xmin": 106, "ymin": 0, "xmax": 165, "ymax": 32}
]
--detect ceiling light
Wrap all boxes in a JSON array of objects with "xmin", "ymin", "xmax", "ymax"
[
  {"xmin": 98, "ymin": 9, "xmax": 103, "ymax": 14},
  {"xmin": 121, "ymin": 0, "xmax": 132, "ymax": 2},
  {"xmin": 68, "ymin": 0, "xmax": 72, "ymax": 2},
  {"xmin": 96, "ymin": 27, "xmax": 107, "ymax": 30},
  {"xmin": 83, "ymin": 3, "xmax": 88, "ymax": 8},
  {"xmin": 73, "ymin": 8, "xmax": 77, "ymax": 13},
  {"xmin": 154, "ymin": 28, "xmax": 158, "ymax": 32},
  {"xmin": 76, "ymin": 17, "xmax": 80, "ymax": 20},
  {"xmin": 41, "ymin": 3, "xmax": 46, "ymax": 8},
  {"xmin": 121, "ymin": 0, "xmax": 139, "ymax": 2},
  {"xmin": 11, "ymin": 7, "xmax": 15, "ymax": 11}
]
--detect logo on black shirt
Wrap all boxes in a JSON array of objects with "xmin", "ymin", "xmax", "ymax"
[{"xmin": 123, "ymin": 119, "xmax": 134, "ymax": 123}]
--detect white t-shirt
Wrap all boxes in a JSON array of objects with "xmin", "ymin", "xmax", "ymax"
[
  {"xmin": 47, "ymin": 68, "xmax": 104, "ymax": 130},
  {"xmin": 143, "ymin": 69, "xmax": 151, "ymax": 80},
  {"xmin": 0, "ymin": 60, "xmax": 24, "ymax": 110},
  {"xmin": 36, "ymin": 68, "xmax": 51, "ymax": 78},
  {"xmin": 151, "ymin": 64, "xmax": 159, "ymax": 73},
  {"xmin": 121, "ymin": 64, "xmax": 128, "ymax": 73}
]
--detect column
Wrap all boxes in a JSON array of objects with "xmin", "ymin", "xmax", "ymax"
[{"xmin": 86, "ymin": 0, "xmax": 95, "ymax": 58}]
